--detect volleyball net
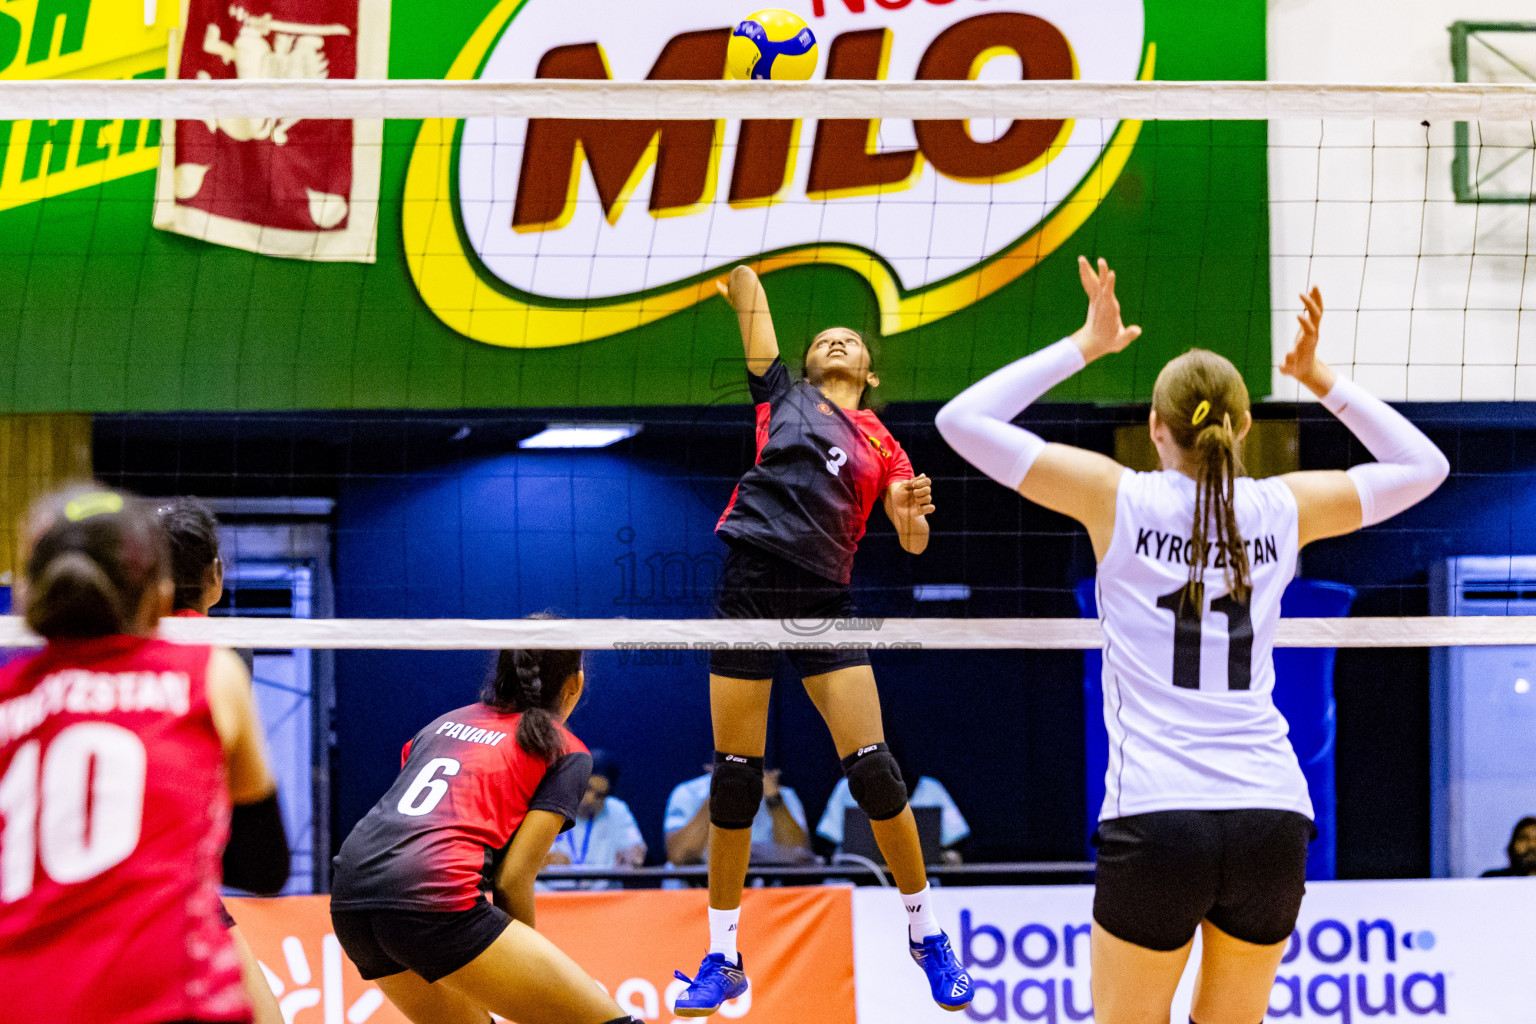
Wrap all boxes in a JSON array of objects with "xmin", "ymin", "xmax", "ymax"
[
  {"xmin": 4, "ymin": 59, "xmax": 1536, "ymax": 888},
  {"xmin": 2, "ymin": 72, "xmax": 1532, "ymax": 624},
  {"xmin": 0, "ymin": 78, "xmax": 1531, "ymax": 648}
]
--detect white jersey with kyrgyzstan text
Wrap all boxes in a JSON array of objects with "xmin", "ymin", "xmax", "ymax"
[{"xmin": 1096, "ymin": 469, "xmax": 1312, "ymax": 822}]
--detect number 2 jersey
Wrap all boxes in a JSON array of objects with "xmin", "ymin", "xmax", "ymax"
[
  {"xmin": 717, "ymin": 357, "xmax": 914, "ymax": 585},
  {"xmin": 0, "ymin": 636, "xmax": 248, "ymax": 1024},
  {"xmin": 1095, "ymin": 470, "xmax": 1312, "ymax": 822},
  {"xmin": 330, "ymin": 703, "xmax": 591, "ymax": 912}
]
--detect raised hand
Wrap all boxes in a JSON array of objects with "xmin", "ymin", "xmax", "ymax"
[
  {"xmin": 716, "ymin": 265, "xmax": 760, "ymax": 313},
  {"xmin": 1279, "ymin": 286, "xmax": 1336, "ymax": 397},
  {"xmin": 1071, "ymin": 256, "xmax": 1142, "ymax": 363}
]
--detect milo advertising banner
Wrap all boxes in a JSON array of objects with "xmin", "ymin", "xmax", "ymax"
[{"xmin": 0, "ymin": 0, "xmax": 1266, "ymax": 412}]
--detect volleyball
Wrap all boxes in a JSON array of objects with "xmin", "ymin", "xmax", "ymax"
[{"xmin": 726, "ymin": 9, "xmax": 819, "ymax": 81}]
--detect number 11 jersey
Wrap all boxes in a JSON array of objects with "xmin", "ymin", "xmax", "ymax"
[
  {"xmin": 1095, "ymin": 470, "xmax": 1311, "ymax": 822},
  {"xmin": 330, "ymin": 703, "xmax": 591, "ymax": 913}
]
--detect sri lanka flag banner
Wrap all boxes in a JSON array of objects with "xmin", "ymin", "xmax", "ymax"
[{"xmin": 151, "ymin": 0, "xmax": 390, "ymax": 262}]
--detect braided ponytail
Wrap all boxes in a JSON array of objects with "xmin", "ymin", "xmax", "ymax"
[
  {"xmin": 511, "ymin": 648, "xmax": 561, "ymax": 762},
  {"xmin": 483, "ymin": 614, "xmax": 583, "ymax": 761},
  {"xmin": 1151, "ymin": 350, "xmax": 1253, "ymax": 612},
  {"xmin": 1189, "ymin": 411, "xmax": 1251, "ymax": 606}
]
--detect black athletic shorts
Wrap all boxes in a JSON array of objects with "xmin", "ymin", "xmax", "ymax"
[
  {"xmin": 709, "ymin": 540, "xmax": 871, "ymax": 680},
  {"xmin": 1092, "ymin": 809, "xmax": 1315, "ymax": 951},
  {"xmin": 330, "ymin": 900, "xmax": 511, "ymax": 983}
]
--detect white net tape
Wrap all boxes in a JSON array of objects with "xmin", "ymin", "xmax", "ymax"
[
  {"xmin": 0, "ymin": 615, "xmax": 1531, "ymax": 650},
  {"xmin": 1, "ymin": 80, "xmax": 1535, "ymax": 122}
]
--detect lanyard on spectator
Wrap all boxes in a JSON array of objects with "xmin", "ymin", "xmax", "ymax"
[{"xmin": 561, "ymin": 816, "xmax": 596, "ymax": 865}]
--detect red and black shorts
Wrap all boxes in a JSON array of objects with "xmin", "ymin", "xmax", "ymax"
[
  {"xmin": 709, "ymin": 540, "xmax": 871, "ymax": 680},
  {"xmin": 1092, "ymin": 808, "xmax": 1315, "ymax": 951},
  {"xmin": 330, "ymin": 899, "xmax": 510, "ymax": 983}
]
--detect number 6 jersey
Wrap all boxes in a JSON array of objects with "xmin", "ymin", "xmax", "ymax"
[
  {"xmin": 330, "ymin": 703, "xmax": 591, "ymax": 912},
  {"xmin": 0, "ymin": 636, "xmax": 248, "ymax": 1024},
  {"xmin": 1095, "ymin": 470, "xmax": 1312, "ymax": 822}
]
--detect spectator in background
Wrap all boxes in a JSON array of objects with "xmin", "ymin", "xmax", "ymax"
[
  {"xmin": 818, "ymin": 771, "xmax": 970, "ymax": 865},
  {"xmin": 544, "ymin": 750, "xmax": 646, "ymax": 889},
  {"xmin": 665, "ymin": 761, "xmax": 812, "ymax": 866},
  {"xmin": 1482, "ymin": 817, "xmax": 1536, "ymax": 877}
]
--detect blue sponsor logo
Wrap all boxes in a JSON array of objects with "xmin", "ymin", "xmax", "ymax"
[{"xmin": 955, "ymin": 910, "xmax": 1447, "ymax": 1022}]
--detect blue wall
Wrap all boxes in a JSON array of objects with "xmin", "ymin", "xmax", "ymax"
[{"xmin": 333, "ymin": 451, "xmax": 725, "ymax": 864}]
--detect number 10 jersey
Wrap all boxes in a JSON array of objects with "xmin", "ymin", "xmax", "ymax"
[
  {"xmin": 1095, "ymin": 470, "xmax": 1312, "ymax": 822},
  {"xmin": 0, "ymin": 636, "xmax": 247, "ymax": 1024}
]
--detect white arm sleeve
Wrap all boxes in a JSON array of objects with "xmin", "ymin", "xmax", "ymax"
[
  {"xmin": 1321, "ymin": 376, "xmax": 1449, "ymax": 526},
  {"xmin": 935, "ymin": 339, "xmax": 1086, "ymax": 489}
]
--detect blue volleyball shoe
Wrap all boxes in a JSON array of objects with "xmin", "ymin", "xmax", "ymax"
[
  {"xmin": 672, "ymin": 953, "xmax": 749, "ymax": 1018},
  {"xmin": 910, "ymin": 931, "xmax": 974, "ymax": 1011}
]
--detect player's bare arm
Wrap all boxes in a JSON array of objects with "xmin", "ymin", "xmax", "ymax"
[
  {"xmin": 207, "ymin": 646, "xmax": 278, "ymax": 805},
  {"xmin": 718, "ymin": 265, "xmax": 779, "ymax": 375},
  {"xmin": 496, "ymin": 809, "xmax": 567, "ymax": 928}
]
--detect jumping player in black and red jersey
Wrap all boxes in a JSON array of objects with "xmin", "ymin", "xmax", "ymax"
[
  {"xmin": 0, "ymin": 486, "xmax": 286, "ymax": 1024},
  {"xmin": 158, "ymin": 496, "xmax": 285, "ymax": 1024},
  {"xmin": 672, "ymin": 266, "xmax": 973, "ymax": 1016},
  {"xmin": 329, "ymin": 631, "xmax": 641, "ymax": 1024}
]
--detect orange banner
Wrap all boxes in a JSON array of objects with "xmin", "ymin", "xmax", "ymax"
[
  {"xmin": 536, "ymin": 887, "xmax": 856, "ymax": 1023},
  {"xmin": 225, "ymin": 887, "xmax": 855, "ymax": 1024}
]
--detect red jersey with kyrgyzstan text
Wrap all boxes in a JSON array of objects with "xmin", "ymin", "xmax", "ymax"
[
  {"xmin": 0, "ymin": 636, "xmax": 248, "ymax": 1024},
  {"xmin": 330, "ymin": 703, "xmax": 591, "ymax": 912},
  {"xmin": 717, "ymin": 357, "xmax": 914, "ymax": 584}
]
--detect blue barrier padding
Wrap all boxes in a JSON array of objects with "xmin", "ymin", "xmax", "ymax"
[{"xmin": 1076, "ymin": 577, "xmax": 1354, "ymax": 880}]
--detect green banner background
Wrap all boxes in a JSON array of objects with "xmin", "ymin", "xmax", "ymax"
[{"xmin": 0, "ymin": 0, "xmax": 1266, "ymax": 413}]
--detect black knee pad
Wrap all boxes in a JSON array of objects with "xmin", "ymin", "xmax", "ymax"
[
  {"xmin": 842, "ymin": 743, "xmax": 908, "ymax": 821},
  {"xmin": 709, "ymin": 752, "xmax": 764, "ymax": 830}
]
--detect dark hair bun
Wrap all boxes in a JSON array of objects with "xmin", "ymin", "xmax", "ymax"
[{"xmin": 24, "ymin": 487, "xmax": 169, "ymax": 640}]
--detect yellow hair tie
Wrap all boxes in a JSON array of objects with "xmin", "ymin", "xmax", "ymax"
[
  {"xmin": 64, "ymin": 492, "xmax": 123, "ymax": 522},
  {"xmin": 1190, "ymin": 400, "xmax": 1212, "ymax": 427}
]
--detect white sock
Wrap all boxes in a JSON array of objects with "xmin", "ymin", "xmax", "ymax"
[
  {"xmin": 903, "ymin": 884, "xmax": 942, "ymax": 942},
  {"xmin": 708, "ymin": 906, "xmax": 741, "ymax": 961}
]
